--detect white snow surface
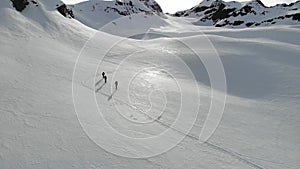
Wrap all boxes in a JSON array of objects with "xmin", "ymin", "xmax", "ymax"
[{"xmin": 0, "ymin": 0, "xmax": 300, "ymax": 169}]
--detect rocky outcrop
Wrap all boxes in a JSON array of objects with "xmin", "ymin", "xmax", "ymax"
[
  {"xmin": 11, "ymin": 0, "xmax": 29, "ymax": 12},
  {"xmin": 140, "ymin": 0, "xmax": 163, "ymax": 13},
  {"xmin": 57, "ymin": 4, "xmax": 74, "ymax": 18}
]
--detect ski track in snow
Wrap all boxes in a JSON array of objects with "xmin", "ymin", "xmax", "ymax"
[
  {"xmin": 96, "ymin": 86, "xmax": 298, "ymax": 169},
  {"xmin": 78, "ymin": 81, "xmax": 267, "ymax": 169}
]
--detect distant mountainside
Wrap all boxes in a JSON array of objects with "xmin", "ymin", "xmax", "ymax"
[
  {"xmin": 70, "ymin": 0, "xmax": 164, "ymax": 29},
  {"xmin": 172, "ymin": 0, "xmax": 300, "ymax": 28},
  {"xmin": 7, "ymin": 0, "xmax": 164, "ymax": 30},
  {"xmin": 7, "ymin": 0, "xmax": 300, "ymax": 29}
]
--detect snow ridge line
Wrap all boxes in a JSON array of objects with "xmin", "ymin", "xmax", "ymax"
[{"xmin": 89, "ymin": 84, "xmax": 266, "ymax": 169}]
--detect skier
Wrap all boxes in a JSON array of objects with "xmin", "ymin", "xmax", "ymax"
[
  {"xmin": 104, "ymin": 75, "xmax": 107, "ymax": 83},
  {"xmin": 102, "ymin": 72, "xmax": 105, "ymax": 79},
  {"xmin": 115, "ymin": 81, "xmax": 118, "ymax": 90}
]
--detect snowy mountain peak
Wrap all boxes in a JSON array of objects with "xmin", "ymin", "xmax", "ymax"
[
  {"xmin": 199, "ymin": 0, "xmax": 223, "ymax": 7},
  {"xmin": 70, "ymin": 0, "xmax": 164, "ymax": 29},
  {"xmin": 139, "ymin": 0, "xmax": 163, "ymax": 13},
  {"xmin": 173, "ymin": 0, "xmax": 300, "ymax": 28}
]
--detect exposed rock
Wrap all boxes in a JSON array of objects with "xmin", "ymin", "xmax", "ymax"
[
  {"xmin": 11, "ymin": 0, "xmax": 29, "ymax": 12},
  {"xmin": 255, "ymin": 0, "xmax": 267, "ymax": 8},
  {"xmin": 286, "ymin": 13, "xmax": 300, "ymax": 21},
  {"xmin": 57, "ymin": 4, "xmax": 74, "ymax": 18},
  {"xmin": 246, "ymin": 22, "xmax": 254, "ymax": 27},
  {"xmin": 232, "ymin": 20, "xmax": 244, "ymax": 26},
  {"xmin": 140, "ymin": 0, "xmax": 163, "ymax": 13},
  {"xmin": 211, "ymin": 4, "xmax": 235, "ymax": 23}
]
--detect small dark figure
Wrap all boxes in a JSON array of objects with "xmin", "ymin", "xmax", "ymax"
[
  {"xmin": 102, "ymin": 72, "xmax": 105, "ymax": 78},
  {"xmin": 104, "ymin": 76, "xmax": 107, "ymax": 83},
  {"xmin": 115, "ymin": 81, "xmax": 118, "ymax": 90}
]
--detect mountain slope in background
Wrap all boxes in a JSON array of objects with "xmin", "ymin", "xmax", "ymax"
[
  {"xmin": 173, "ymin": 0, "xmax": 300, "ymax": 28},
  {"xmin": 69, "ymin": 0, "xmax": 164, "ymax": 29}
]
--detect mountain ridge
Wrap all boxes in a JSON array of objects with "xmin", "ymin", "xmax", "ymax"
[
  {"xmin": 69, "ymin": 0, "xmax": 165, "ymax": 29},
  {"xmin": 172, "ymin": 0, "xmax": 300, "ymax": 28},
  {"xmin": 6, "ymin": 0, "xmax": 300, "ymax": 29}
]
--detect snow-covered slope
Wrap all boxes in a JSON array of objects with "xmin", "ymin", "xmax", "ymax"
[
  {"xmin": 173, "ymin": 0, "xmax": 300, "ymax": 28},
  {"xmin": 1, "ymin": 0, "xmax": 300, "ymax": 169},
  {"xmin": 1, "ymin": 0, "xmax": 91, "ymax": 38},
  {"xmin": 69, "ymin": 0, "xmax": 164, "ymax": 29}
]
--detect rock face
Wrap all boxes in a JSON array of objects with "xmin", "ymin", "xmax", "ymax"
[
  {"xmin": 173, "ymin": 0, "xmax": 300, "ymax": 28},
  {"xmin": 11, "ymin": 0, "xmax": 29, "ymax": 12},
  {"xmin": 57, "ymin": 4, "xmax": 74, "ymax": 18},
  {"xmin": 141, "ymin": 0, "xmax": 163, "ymax": 13}
]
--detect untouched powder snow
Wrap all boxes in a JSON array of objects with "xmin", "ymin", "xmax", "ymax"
[{"xmin": 0, "ymin": 0, "xmax": 300, "ymax": 169}]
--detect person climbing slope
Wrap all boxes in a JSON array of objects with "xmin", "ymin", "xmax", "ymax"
[
  {"xmin": 104, "ymin": 75, "xmax": 107, "ymax": 83},
  {"xmin": 115, "ymin": 81, "xmax": 118, "ymax": 90}
]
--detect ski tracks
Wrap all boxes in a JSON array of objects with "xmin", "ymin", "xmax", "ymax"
[
  {"xmin": 92, "ymin": 87, "xmax": 266, "ymax": 169},
  {"xmin": 79, "ymin": 77, "xmax": 266, "ymax": 169}
]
